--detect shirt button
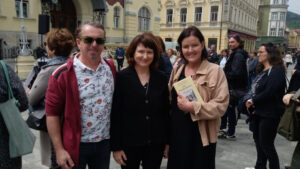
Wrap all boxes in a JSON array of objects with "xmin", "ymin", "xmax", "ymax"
[
  {"xmin": 145, "ymin": 100, "xmax": 149, "ymax": 104},
  {"xmin": 145, "ymin": 116, "xmax": 150, "ymax": 120}
]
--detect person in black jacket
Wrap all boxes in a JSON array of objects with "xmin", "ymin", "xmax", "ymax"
[
  {"xmin": 110, "ymin": 32, "xmax": 170, "ymax": 169},
  {"xmin": 220, "ymin": 34, "xmax": 248, "ymax": 140},
  {"xmin": 245, "ymin": 43, "xmax": 286, "ymax": 169}
]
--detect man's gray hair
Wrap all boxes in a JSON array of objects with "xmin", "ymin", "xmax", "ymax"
[{"xmin": 76, "ymin": 21, "xmax": 106, "ymax": 38}]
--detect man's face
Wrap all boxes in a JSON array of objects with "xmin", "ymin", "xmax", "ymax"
[
  {"xmin": 210, "ymin": 45, "xmax": 215, "ymax": 51},
  {"xmin": 76, "ymin": 25, "xmax": 105, "ymax": 59},
  {"xmin": 228, "ymin": 37, "xmax": 240, "ymax": 50}
]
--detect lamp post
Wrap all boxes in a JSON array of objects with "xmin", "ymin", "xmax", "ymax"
[{"xmin": 18, "ymin": 0, "xmax": 32, "ymax": 56}]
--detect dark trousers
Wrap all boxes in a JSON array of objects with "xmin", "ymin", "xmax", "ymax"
[
  {"xmin": 121, "ymin": 144, "xmax": 165, "ymax": 169},
  {"xmin": 220, "ymin": 103, "xmax": 237, "ymax": 136},
  {"xmin": 252, "ymin": 116, "xmax": 280, "ymax": 169},
  {"xmin": 73, "ymin": 139, "xmax": 110, "ymax": 169},
  {"xmin": 117, "ymin": 59, "xmax": 124, "ymax": 71}
]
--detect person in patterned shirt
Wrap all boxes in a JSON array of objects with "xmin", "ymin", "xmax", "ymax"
[{"xmin": 46, "ymin": 21, "xmax": 116, "ymax": 169}]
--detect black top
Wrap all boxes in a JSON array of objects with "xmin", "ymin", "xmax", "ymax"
[
  {"xmin": 167, "ymin": 69, "xmax": 204, "ymax": 169},
  {"xmin": 110, "ymin": 67, "xmax": 170, "ymax": 151},
  {"xmin": 253, "ymin": 66, "xmax": 286, "ymax": 119},
  {"xmin": 224, "ymin": 48, "xmax": 248, "ymax": 90}
]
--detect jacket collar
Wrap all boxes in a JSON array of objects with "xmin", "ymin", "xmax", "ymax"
[{"xmin": 173, "ymin": 59, "xmax": 209, "ymax": 82}]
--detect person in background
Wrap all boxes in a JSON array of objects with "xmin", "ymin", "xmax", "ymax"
[
  {"xmin": 167, "ymin": 26, "xmax": 229, "ymax": 169},
  {"xmin": 156, "ymin": 36, "xmax": 173, "ymax": 79},
  {"xmin": 245, "ymin": 43, "xmax": 286, "ymax": 169},
  {"xmin": 167, "ymin": 48, "xmax": 177, "ymax": 65},
  {"xmin": 208, "ymin": 44, "xmax": 219, "ymax": 64},
  {"xmin": 247, "ymin": 51, "xmax": 258, "ymax": 86},
  {"xmin": 219, "ymin": 34, "xmax": 249, "ymax": 140},
  {"xmin": 285, "ymin": 51, "xmax": 293, "ymax": 68},
  {"xmin": 173, "ymin": 50, "xmax": 183, "ymax": 68},
  {"xmin": 0, "ymin": 62, "xmax": 28, "ymax": 169},
  {"xmin": 294, "ymin": 46, "xmax": 300, "ymax": 70},
  {"xmin": 115, "ymin": 44, "xmax": 125, "ymax": 71},
  {"xmin": 283, "ymin": 50, "xmax": 300, "ymax": 169},
  {"xmin": 219, "ymin": 49, "xmax": 228, "ymax": 69},
  {"xmin": 101, "ymin": 46, "xmax": 112, "ymax": 59},
  {"xmin": 27, "ymin": 28, "xmax": 75, "ymax": 169},
  {"xmin": 46, "ymin": 22, "xmax": 116, "ymax": 169},
  {"xmin": 110, "ymin": 32, "xmax": 170, "ymax": 169}
]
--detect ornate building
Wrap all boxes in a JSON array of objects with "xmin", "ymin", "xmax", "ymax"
[
  {"xmin": 160, "ymin": 0, "xmax": 259, "ymax": 53},
  {"xmin": 256, "ymin": 0, "xmax": 289, "ymax": 49},
  {"xmin": 0, "ymin": 0, "xmax": 161, "ymax": 59}
]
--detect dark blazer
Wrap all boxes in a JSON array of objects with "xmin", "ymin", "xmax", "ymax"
[
  {"xmin": 110, "ymin": 67, "xmax": 170, "ymax": 151},
  {"xmin": 253, "ymin": 66, "xmax": 286, "ymax": 119}
]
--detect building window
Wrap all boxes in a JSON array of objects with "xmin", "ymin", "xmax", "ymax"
[
  {"xmin": 180, "ymin": 8, "xmax": 187, "ymax": 24},
  {"xmin": 270, "ymin": 28, "xmax": 276, "ymax": 36},
  {"xmin": 280, "ymin": 12, "xmax": 285, "ymax": 20},
  {"xmin": 99, "ymin": 13, "xmax": 105, "ymax": 26},
  {"xmin": 15, "ymin": 0, "xmax": 29, "ymax": 18},
  {"xmin": 195, "ymin": 7, "xmax": 202, "ymax": 23},
  {"xmin": 138, "ymin": 7, "xmax": 150, "ymax": 31},
  {"xmin": 278, "ymin": 28, "xmax": 284, "ymax": 36},
  {"xmin": 114, "ymin": 7, "xmax": 120, "ymax": 28},
  {"xmin": 165, "ymin": 38, "xmax": 173, "ymax": 42},
  {"xmin": 271, "ymin": 12, "xmax": 278, "ymax": 20},
  {"xmin": 210, "ymin": 6, "xmax": 218, "ymax": 22},
  {"xmin": 166, "ymin": 9, "xmax": 173, "ymax": 24},
  {"xmin": 273, "ymin": 0, "xmax": 278, "ymax": 4},
  {"xmin": 282, "ymin": 0, "xmax": 286, "ymax": 5}
]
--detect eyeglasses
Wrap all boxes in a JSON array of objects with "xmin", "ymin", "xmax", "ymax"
[
  {"xmin": 80, "ymin": 36, "xmax": 105, "ymax": 45},
  {"xmin": 228, "ymin": 34, "xmax": 238, "ymax": 38}
]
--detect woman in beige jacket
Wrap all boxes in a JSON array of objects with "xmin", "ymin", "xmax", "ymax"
[{"xmin": 167, "ymin": 26, "xmax": 229, "ymax": 169}]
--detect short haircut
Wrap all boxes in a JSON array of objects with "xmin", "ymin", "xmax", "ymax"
[
  {"xmin": 177, "ymin": 26, "xmax": 208, "ymax": 61},
  {"xmin": 221, "ymin": 49, "xmax": 229, "ymax": 56},
  {"xmin": 46, "ymin": 28, "xmax": 75, "ymax": 57},
  {"xmin": 76, "ymin": 21, "xmax": 105, "ymax": 38},
  {"xmin": 126, "ymin": 32, "xmax": 161, "ymax": 69}
]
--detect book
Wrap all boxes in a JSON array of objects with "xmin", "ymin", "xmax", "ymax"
[{"xmin": 173, "ymin": 76, "xmax": 204, "ymax": 104}]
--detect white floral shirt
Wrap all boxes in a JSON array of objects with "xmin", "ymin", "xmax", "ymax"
[{"xmin": 73, "ymin": 55, "xmax": 114, "ymax": 142}]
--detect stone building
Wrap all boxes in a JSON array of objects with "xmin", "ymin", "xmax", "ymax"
[
  {"xmin": 159, "ymin": 0, "xmax": 259, "ymax": 53},
  {"xmin": 0, "ymin": 0, "xmax": 161, "ymax": 59}
]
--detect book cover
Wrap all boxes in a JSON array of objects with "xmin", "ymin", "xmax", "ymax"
[{"xmin": 173, "ymin": 76, "xmax": 204, "ymax": 104}]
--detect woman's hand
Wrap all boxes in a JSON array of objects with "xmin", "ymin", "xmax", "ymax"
[
  {"xmin": 245, "ymin": 99, "xmax": 253, "ymax": 109},
  {"xmin": 177, "ymin": 94, "xmax": 194, "ymax": 113},
  {"xmin": 283, "ymin": 94, "xmax": 294, "ymax": 105},
  {"xmin": 113, "ymin": 150, "xmax": 127, "ymax": 166},
  {"xmin": 163, "ymin": 145, "xmax": 169, "ymax": 159}
]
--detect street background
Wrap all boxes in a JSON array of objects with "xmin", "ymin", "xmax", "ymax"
[{"xmin": 3, "ymin": 59, "xmax": 297, "ymax": 169}]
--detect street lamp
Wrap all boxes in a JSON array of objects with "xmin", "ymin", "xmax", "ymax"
[{"xmin": 18, "ymin": 0, "xmax": 32, "ymax": 56}]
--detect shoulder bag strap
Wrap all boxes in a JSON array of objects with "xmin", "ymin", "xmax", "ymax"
[
  {"xmin": 0, "ymin": 61, "xmax": 13, "ymax": 100},
  {"xmin": 292, "ymin": 88, "xmax": 300, "ymax": 101}
]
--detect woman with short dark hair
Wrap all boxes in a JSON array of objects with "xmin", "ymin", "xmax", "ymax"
[
  {"xmin": 245, "ymin": 43, "xmax": 286, "ymax": 169},
  {"xmin": 110, "ymin": 32, "xmax": 170, "ymax": 169},
  {"xmin": 167, "ymin": 26, "xmax": 229, "ymax": 169}
]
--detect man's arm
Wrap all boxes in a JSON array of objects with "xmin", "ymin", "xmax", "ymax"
[{"xmin": 47, "ymin": 116, "xmax": 74, "ymax": 169}]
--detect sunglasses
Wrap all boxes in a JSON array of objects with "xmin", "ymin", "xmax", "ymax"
[{"xmin": 80, "ymin": 36, "xmax": 105, "ymax": 45}]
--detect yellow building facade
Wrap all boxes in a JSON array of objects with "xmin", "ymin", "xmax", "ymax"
[
  {"xmin": 0, "ymin": 0, "xmax": 161, "ymax": 59},
  {"xmin": 289, "ymin": 29, "xmax": 300, "ymax": 51},
  {"xmin": 160, "ymin": 0, "xmax": 259, "ymax": 53}
]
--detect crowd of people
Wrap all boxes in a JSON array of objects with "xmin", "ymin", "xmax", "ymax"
[{"xmin": 0, "ymin": 21, "xmax": 299, "ymax": 169}]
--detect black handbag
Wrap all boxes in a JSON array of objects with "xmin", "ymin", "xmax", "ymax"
[
  {"xmin": 277, "ymin": 89, "xmax": 300, "ymax": 141},
  {"xmin": 26, "ymin": 101, "xmax": 47, "ymax": 132}
]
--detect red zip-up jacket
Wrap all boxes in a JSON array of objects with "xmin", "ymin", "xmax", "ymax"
[{"xmin": 45, "ymin": 55, "xmax": 116, "ymax": 165}]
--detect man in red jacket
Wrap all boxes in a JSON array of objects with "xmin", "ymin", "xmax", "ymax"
[{"xmin": 46, "ymin": 21, "xmax": 116, "ymax": 169}]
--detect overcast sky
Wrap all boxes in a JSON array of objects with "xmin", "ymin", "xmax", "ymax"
[{"xmin": 288, "ymin": 0, "xmax": 300, "ymax": 15}]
